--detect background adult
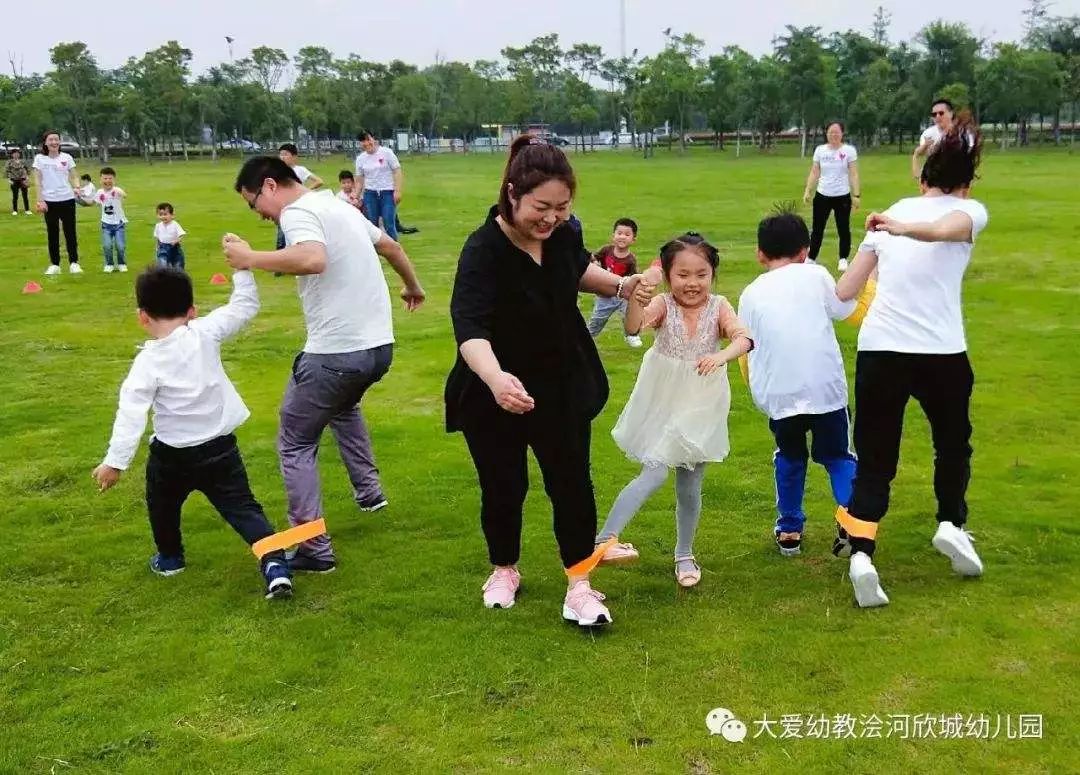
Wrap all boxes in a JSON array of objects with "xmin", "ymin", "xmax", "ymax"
[
  {"xmin": 33, "ymin": 131, "xmax": 81, "ymax": 275},
  {"xmin": 6, "ymin": 148, "xmax": 32, "ymax": 216},
  {"xmin": 355, "ymin": 130, "xmax": 403, "ymax": 241},
  {"xmin": 445, "ymin": 135, "xmax": 644, "ymax": 627},
  {"xmin": 803, "ymin": 121, "xmax": 860, "ymax": 272},
  {"xmin": 225, "ymin": 157, "xmax": 425, "ymax": 574},
  {"xmin": 911, "ymin": 98, "xmax": 971, "ymax": 180}
]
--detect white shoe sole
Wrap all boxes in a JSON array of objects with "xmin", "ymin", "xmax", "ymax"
[
  {"xmin": 151, "ymin": 566, "xmax": 185, "ymax": 578},
  {"xmin": 598, "ymin": 553, "xmax": 639, "ymax": 566},
  {"xmin": 932, "ymin": 531, "xmax": 983, "ymax": 577},
  {"xmin": 562, "ymin": 605, "xmax": 612, "ymax": 626},
  {"xmin": 484, "ymin": 597, "xmax": 516, "ymax": 610},
  {"xmin": 778, "ymin": 545, "xmax": 802, "ymax": 557},
  {"xmin": 359, "ymin": 499, "xmax": 388, "ymax": 513},
  {"xmin": 850, "ymin": 566, "xmax": 889, "ymax": 608},
  {"xmin": 265, "ymin": 579, "xmax": 294, "ymax": 599}
]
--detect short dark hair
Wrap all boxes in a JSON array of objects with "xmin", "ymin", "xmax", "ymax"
[
  {"xmin": 338, "ymin": 169, "xmax": 354, "ymax": 181},
  {"xmin": 136, "ymin": 266, "xmax": 194, "ymax": 319},
  {"xmin": 233, "ymin": 156, "xmax": 302, "ymax": 194},
  {"xmin": 758, "ymin": 206, "xmax": 811, "ymax": 260},
  {"xmin": 922, "ymin": 112, "xmax": 982, "ymax": 194},
  {"xmin": 156, "ymin": 202, "xmax": 174, "ymax": 214},
  {"xmin": 659, "ymin": 232, "xmax": 720, "ymax": 278},
  {"xmin": 931, "ymin": 98, "xmax": 955, "ymax": 113},
  {"xmin": 498, "ymin": 135, "xmax": 577, "ymax": 224},
  {"xmin": 100, "ymin": 166, "xmax": 116, "ymax": 176},
  {"xmin": 278, "ymin": 143, "xmax": 299, "ymax": 156},
  {"xmin": 357, "ymin": 130, "xmax": 375, "ymax": 142},
  {"xmin": 613, "ymin": 217, "xmax": 638, "ymax": 236},
  {"xmin": 79, "ymin": 173, "xmax": 92, "ymax": 182}
]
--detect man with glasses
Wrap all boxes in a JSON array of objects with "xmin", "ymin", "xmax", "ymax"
[
  {"xmin": 223, "ymin": 156, "xmax": 426, "ymax": 573},
  {"xmin": 911, "ymin": 98, "xmax": 969, "ymax": 180}
]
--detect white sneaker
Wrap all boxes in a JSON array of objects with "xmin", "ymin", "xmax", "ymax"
[
  {"xmin": 44, "ymin": 265, "xmax": 61, "ymax": 276},
  {"xmin": 104, "ymin": 265, "xmax": 114, "ymax": 273},
  {"xmin": 10, "ymin": 211, "xmax": 16, "ymax": 216},
  {"xmin": 837, "ymin": 258, "xmax": 849, "ymax": 272},
  {"xmin": 932, "ymin": 522, "xmax": 983, "ymax": 577},
  {"xmin": 25, "ymin": 210, "xmax": 32, "ymax": 216},
  {"xmin": 625, "ymin": 335, "xmax": 643, "ymax": 348},
  {"xmin": 849, "ymin": 552, "xmax": 889, "ymax": 608},
  {"xmin": 118, "ymin": 264, "xmax": 128, "ymax": 273},
  {"xmin": 69, "ymin": 263, "xmax": 83, "ymax": 274}
]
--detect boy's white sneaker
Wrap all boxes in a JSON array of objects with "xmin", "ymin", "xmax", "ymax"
[
  {"xmin": 849, "ymin": 552, "xmax": 889, "ymax": 608},
  {"xmin": 118, "ymin": 264, "xmax": 128, "ymax": 272},
  {"xmin": 103, "ymin": 264, "xmax": 114, "ymax": 273},
  {"xmin": 44, "ymin": 265, "xmax": 61, "ymax": 276},
  {"xmin": 69, "ymin": 263, "xmax": 83, "ymax": 274},
  {"xmin": 932, "ymin": 521, "xmax": 983, "ymax": 577},
  {"xmin": 625, "ymin": 335, "xmax": 643, "ymax": 348}
]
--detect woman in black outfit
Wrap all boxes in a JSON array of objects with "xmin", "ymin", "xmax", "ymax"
[
  {"xmin": 446, "ymin": 135, "xmax": 645, "ymax": 628},
  {"xmin": 803, "ymin": 121, "xmax": 861, "ymax": 272}
]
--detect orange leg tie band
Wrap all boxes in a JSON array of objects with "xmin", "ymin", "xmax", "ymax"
[
  {"xmin": 251, "ymin": 518, "xmax": 327, "ymax": 560},
  {"xmin": 565, "ymin": 537, "xmax": 617, "ymax": 577},
  {"xmin": 835, "ymin": 506, "xmax": 879, "ymax": 541}
]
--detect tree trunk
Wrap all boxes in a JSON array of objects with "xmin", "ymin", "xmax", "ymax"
[
  {"xmin": 736, "ymin": 125, "xmax": 741, "ymax": 158},
  {"xmin": 1053, "ymin": 107, "xmax": 1061, "ymax": 145},
  {"xmin": 211, "ymin": 125, "xmax": 218, "ymax": 162},
  {"xmin": 181, "ymin": 135, "xmax": 189, "ymax": 162},
  {"xmin": 799, "ymin": 121, "xmax": 807, "ymax": 158}
]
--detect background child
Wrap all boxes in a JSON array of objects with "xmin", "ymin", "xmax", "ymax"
[
  {"xmin": 154, "ymin": 202, "xmax": 186, "ymax": 268},
  {"xmin": 6, "ymin": 149, "xmax": 32, "ymax": 215},
  {"xmin": 737, "ymin": 209, "xmax": 858, "ymax": 557},
  {"xmin": 91, "ymin": 265, "xmax": 292, "ymax": 600},
  {"xmin": 94, "ymin": 166, "xmax": 128, "ymax": 273},
  {"xmin": 597, "ymin": 233, "xmax": 753, "ymax": 587},
  {"xmin": 77, "ymin": 173, "xmax": 96, "ymax": 205},
  {"xmin": 587, "ymin": 218, "xmax": 642, "ymax": 348},
  {"xmin": 276, "ymin": 143, "xmax": 324, "ymax": 249},
  {"xmin": 336, "ymin": 170, "xmax": 362, "ymax": 209}
]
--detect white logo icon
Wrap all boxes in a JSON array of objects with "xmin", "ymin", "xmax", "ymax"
[{"xmin": 706, "ymin": 707, "xmax": 748, "ymax": 743}]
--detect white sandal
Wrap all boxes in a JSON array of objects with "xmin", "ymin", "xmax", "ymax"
[{"xmin": 675, "ymin": 555, "xmax": 701, "ymax": 588}]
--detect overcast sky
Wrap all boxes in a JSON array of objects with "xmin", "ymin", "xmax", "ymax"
[{"xmin": 5, "ymin": 0, "xmax": 1078, "ymax": 78}]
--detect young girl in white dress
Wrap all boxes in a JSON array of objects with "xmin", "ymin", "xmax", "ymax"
[{"xmin": 596, "ymin": 233, "xmax": 753, "ymax": 586}]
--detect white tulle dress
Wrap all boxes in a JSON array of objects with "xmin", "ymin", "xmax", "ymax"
[{"xmin": 611, "ymin": 294, "xmax": 735, "ymax": 468}]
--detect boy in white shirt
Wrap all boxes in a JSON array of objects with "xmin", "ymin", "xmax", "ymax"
[
  {"xmin": 77, "ymin": 174, "xmax": 96, "ymax": 205},
  {"xmin": 276, "ymin": 144, "xmax": 324, "ymax": 250},
  {"xmin": 154, "ymin": 202, "xmax": 186, "ymax": 269},
  {"xmin": 94, "ymin": 166, "xmax": 128, "ymax": 273},
  {"xmin": 92, "ymin": 266, "xmax": 293, "ymax": 599},
  {"xmin": 738, "ymin": 210, "xmax": 858, "ymax": 558},
  {"xmin": 335, "ymin": 170, "xmax": 362, "ymax": 210}
]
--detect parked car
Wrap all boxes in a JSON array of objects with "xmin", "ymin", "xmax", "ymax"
[{"xmin": 220, "ymin": 138, "xmax": 262, "ymax": 152}]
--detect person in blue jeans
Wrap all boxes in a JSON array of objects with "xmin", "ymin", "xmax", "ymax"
[
  {"xmin": 154, "ymin": 202, "xmax": 186, "ymax": 269},
  {"xmin": 354, "ymin": 130, "xmax": 402, "ymax": 240},
  {"xmin": 92, "ymin": 167, "xmax": 128, "ymax": 272},
  {"xmin": 737, "ymin": 209, "xmax": 861, "ymax": 557}
]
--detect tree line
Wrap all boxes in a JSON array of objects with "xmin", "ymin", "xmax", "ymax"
[{"xmin": 1, "ymin": 2, "xmax": 1078, "ymax": 160}]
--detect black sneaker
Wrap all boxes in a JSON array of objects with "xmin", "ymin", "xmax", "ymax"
[
  {"xmin": 831, "ymin": 526, "xmax": 852, "ymax": 558},
  {"xmin": 263, "ymin": 560, "xmax": 294, "ymax": 599},
  {"xmin": 150, "ymin": 553, "xmax": 186, "ymax": 576},
  {"xmin": 358, "ymin": 494, "xmax": 388, "ymax": 513},
  {"xmin": 398, "ymin": 225, "xmax": 420, "ymax": 235},
  {"xmin": 289, "ymin": 553, "xmax": 337, "ymax": 574},
  {"xmin": 775, "ymin": 531, "xmax": 802, "ymax": 557}
]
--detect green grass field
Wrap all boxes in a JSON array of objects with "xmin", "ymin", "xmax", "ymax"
[{"xmin": 1, "ymin": 147, "xmax": 1077, "ymax": 774}]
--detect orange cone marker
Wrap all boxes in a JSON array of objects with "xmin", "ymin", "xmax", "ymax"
[
  {"xmin": 22, "ymin": 281, "xmax": 42, "ymax": 294},
  {"xmin": 210, "ymin": 273, "xmax": 228, "ymax": 285}
]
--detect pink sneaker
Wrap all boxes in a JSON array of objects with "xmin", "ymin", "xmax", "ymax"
[
  {"xmin": 562, "ymin": 580, "xmax": 612, "ymax": 626},
  {"xmin": 598, "ymin": 540, "xmax": 639, "ymax": 566},
  {"xmin": 482, "ymin": 567, "xmax": 521, "ymax": 609}
]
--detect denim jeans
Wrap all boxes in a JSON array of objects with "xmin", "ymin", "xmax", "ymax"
[
  {"xmin": 156, "ymin": 241, "xmax": 185, "ymax": 269},
  {"xmin": 586, "ymin": 296, "xmax": 629, "ymax": 337},
  {"xmin": 101, "ymin": 223, "xmax": 127, "ymax": 266},
  {"xmin": 362, "ymin": 189, "xmax": 398, "ymax": 240}
]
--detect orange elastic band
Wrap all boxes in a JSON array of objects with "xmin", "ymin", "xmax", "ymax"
[
  {"xmin": 251, "ymin": 518, "xmax": 327, "ymax": 559},
  {"xmin": 835, "ymin": 507, "xmax": 879, "ymax": 540},
  {"xmin": 566, "ymin": 537, "xmax": 618, "ymax": 577}
]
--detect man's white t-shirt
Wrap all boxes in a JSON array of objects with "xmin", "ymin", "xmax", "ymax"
[
  {"xmin": 280, "ymin": 190, "xmax": 393, "ymax": 354},
  {"xmin": 920, "ymin": 124, "xmax": 975, "ymax": 149},
  {"xmin": 32, "ymin": 153, "xmax": 76, "ymax": 201},
  {"xmin": 354, "ymin": 146, "xmax": 401, "ymax": 192},
  {"xmin": 95, "ymin": 188, "xmax": 128, "ymax": 225},
  {"xmin": 738, "ymin": 263, "xmax": 856, "ymax": 420},
  {"xmin": 153, "ymin": 221, "xmax": 187, "ymax": 244},
  {"xmin": 857, "ymin": 195, "xmax": 988, "ymax": 354},
  {"xmin": 292, "ymin": 164, "xmax": 312, "ymax": 184},
  {"xmin": 813, "ymin": 143, "xmax": 858, "ymax": 197}
]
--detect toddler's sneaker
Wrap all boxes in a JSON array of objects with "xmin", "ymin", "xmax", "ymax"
[
  {"xmin": 848, "ymin": 551, "xmax": 888, "ymax": 608},
  {"xmin": 563, "ymin": 580, "xmax": 612, "ymax": 626},
  {"xmin": 775, "ymin": 530, "xmax": 802, "ymax": 557},
  {"xmin": 482, "ymin": 567, "xmax": 521, "ymax": 609},
  {"xmin": 118, "ymin": 264, "xmax": 128, "ymax": 272},
  {"xmin": 932, "ymin": 521, "xmax": 983, "ymax": 577},
  {"xmin": 104, "ymin": 264, "xmax": 114, "ymax": 273},
  {"xmin": 289, "ymin": 552, "xmax": 336, "ymax": 574},
  {"xmin": 263, "ymin": 560, "xmax": 294, "ymax": 600},
  {"xmin": 149, "ymin": 553, "xmax": 186, "ymax": 577},
  {"xmin": 358, "ymin": 493, "xmax": 388, "ymax": 513},
  {"xmin": 598, "ymin": 540, "xmax": 639, "ymax": 565},
  {"xmin": 69, "ymin": 262, "xmax": 83, "ymax": 274},
  {"xmin": 45, "ymin": 265, "xmax": 61, "ymax": 276},
  {"xmin": 837, "ymin": 258, "xmax": 849, "ymax": 272},
  {"xmin": 625, "ymin": 335, "xmax": 643, "ymax": 348}
]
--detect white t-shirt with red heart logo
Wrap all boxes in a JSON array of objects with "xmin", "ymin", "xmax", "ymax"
[
  {"xmin": 812, "ymin": 143, "xmax": 858, "ymax": 198},
  {"xmin": 32, "ymin": 152, "xmax": 77, "ymax": 202}
]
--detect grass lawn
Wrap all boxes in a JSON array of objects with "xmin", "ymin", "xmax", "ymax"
[{"xmin": 1, "ymin": 146, "xmax": 1077, "ymax": 773}]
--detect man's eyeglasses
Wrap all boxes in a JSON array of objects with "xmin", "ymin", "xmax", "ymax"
[
  {"xmin": 248, "ymin": 188, "xmax": 263, "ymax": 210},
  {"xmin": 931, "ymin": 110, "xmax": 947, "ymax": 117}
]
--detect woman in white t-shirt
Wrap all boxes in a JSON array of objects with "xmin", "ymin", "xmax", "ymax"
[
  {"xmin": 833, "ymin": 120, "xmax": 987, "ymax": 609},
  {"xmin": 32, "ymin": 130, "xmax": 82, "ymax": 275},
  {"xmin": 803, "ymin": 121, "xmax": 860, "ymax": 272},
  {"xmin": 354, "ymin": 130, "xmax": 403, "ymax": 241}
]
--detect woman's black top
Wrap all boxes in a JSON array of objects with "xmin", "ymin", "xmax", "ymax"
[{"xmin": 445, "ymin": 206, "xmax": 609, "ymax": 432}]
